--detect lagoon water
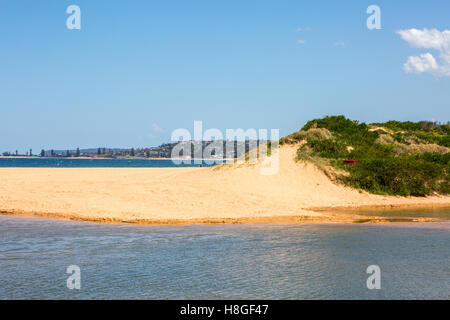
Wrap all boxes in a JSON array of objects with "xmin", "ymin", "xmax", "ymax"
[{"xmin": 0, "ymin": 215, "xmax": 448, "ymax": 299}]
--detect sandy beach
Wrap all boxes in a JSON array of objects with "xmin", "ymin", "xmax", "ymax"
[{"xmin": 0, "ymin": 145, "xmax": 449, "ymax": 225}]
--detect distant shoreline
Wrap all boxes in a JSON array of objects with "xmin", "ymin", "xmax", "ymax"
[{"xmin": 0, "ymin": 156, "xmax": 227, "ymax": 161}]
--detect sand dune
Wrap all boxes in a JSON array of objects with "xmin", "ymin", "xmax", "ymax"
[{"xmin": 0, "ymin": 145, "xmax": 449, "ymax": 224}]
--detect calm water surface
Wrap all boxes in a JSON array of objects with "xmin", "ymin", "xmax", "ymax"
[
  {"xmin": 0, "ymin": 158, "xmax": 220, "ymax": 168},
  {"xmin": 0, "ymin": 216, "xmax": 448, "ymax": 299}
]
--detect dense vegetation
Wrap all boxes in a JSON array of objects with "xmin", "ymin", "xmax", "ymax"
[{"xmin": 280, "ymin": 116, "xmax": 450, "ymax": 196}]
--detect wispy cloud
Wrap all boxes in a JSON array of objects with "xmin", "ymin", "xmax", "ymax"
[
  {"xmin": 334, "ymin": 41, "xmax": 345, "ymax": 47},
  {"xmin": 297, "ymin": 39, "xmax": 306, "ymax": 45},
  {"xmin": 397, "ymin": 28, "xmax": 450, "ymax": 77},
  {"xmin": 296, "ymin": 27, "xmax": 312, "ymax": 32},
  {"xmin": 148, "ymin": 123, "xmax": 164, "ymax": 137},
  {"xmin": 152, "ymin": 123, "xmax": 163, "ymax": 133}
]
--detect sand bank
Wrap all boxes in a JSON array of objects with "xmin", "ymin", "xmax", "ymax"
[{"xmin": 0, "ymin": 145, "xmax": 449, "ymax": 225}]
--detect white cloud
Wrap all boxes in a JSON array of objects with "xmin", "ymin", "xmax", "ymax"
[
  {"xmin": 296, "ymin": 27, "xmax": 312, "ymax": 32},
  {"xmin": 397, "ymin": 28, "xmax": 450, "ymax": 76},
  {"xmin": 152, "ymin": 123, "xmax": 163, "ymax": 133},
  {"xmin": 297, "ymin": 39, "xmax": 306, "ymax": 45},
  {"xmin": 148, "ymin": 123, "xmax": 164, "ymax": 137},
  {"xmin": 397, "ymin": 28, "xmax": 449, "ymax": 50},
  {"xmin": 334, "ymin": 41, "xmax": 345, "ymax": 47},
  {"xmin": 403, "ymin": 53, "xmax": 439, "ymax": 74}
]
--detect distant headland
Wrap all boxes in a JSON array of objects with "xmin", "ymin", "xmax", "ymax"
[{"xmin": 1, "ymin": 141, "xmax": 265, "ymax": 160}]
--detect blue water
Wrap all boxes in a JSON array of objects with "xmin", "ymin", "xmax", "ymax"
[
  {"xmin": 0, "ymin": 216, "xmax": 448, "ymax": 299},
  {"xmin": 0, "ymin": 158, "xmax": 221, "ymax": 168}
]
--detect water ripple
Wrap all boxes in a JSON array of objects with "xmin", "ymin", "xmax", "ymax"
[{"xmin": 0, "ymin": 216, "xmax": 449, "ymax": 299}]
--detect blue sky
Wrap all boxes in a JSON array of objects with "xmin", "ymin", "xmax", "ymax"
[{"xmin": 1, "ymin": 0, "xmax": 449, "ymax": 152}]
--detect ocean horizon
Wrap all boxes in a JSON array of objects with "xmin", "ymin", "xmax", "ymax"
[{"xmin": 0, "ymin": 157, "xmax": 223, "ymax": 168}]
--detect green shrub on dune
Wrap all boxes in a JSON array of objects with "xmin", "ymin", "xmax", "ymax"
[{"xmin": 284, "ymin": 116, "xmax": 449, "ymax": 196}]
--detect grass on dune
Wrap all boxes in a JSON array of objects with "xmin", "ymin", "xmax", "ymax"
[{"xmin": 280, "ymin": 116, "xmax": 449, "ymax": 197}]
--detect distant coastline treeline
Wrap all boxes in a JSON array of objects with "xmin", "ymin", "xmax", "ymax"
[{"xmin": 1, "ymin": 140, "xmax": 267, "ymax": 159}]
